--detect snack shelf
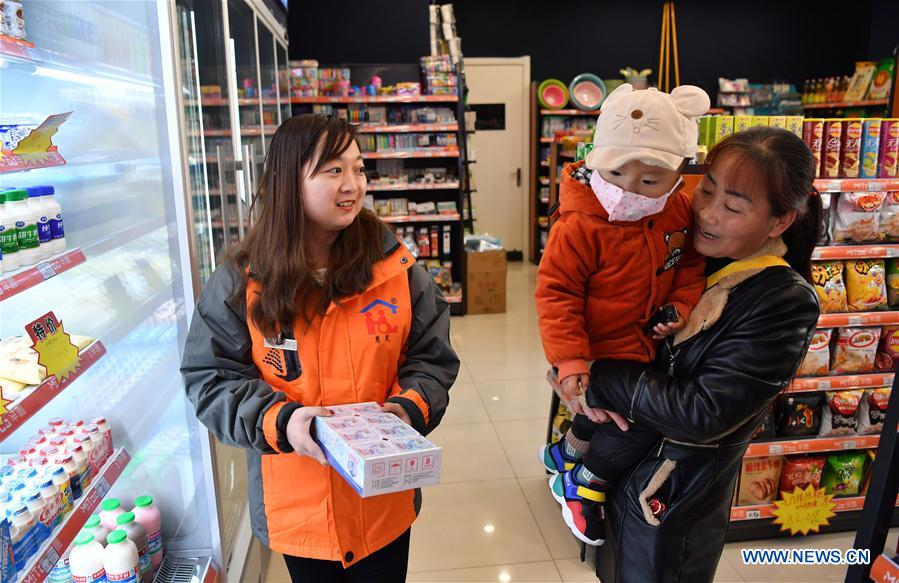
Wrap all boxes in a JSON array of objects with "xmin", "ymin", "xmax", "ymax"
[
  {"xmin": 871, "ymin": 554, "xmax": 899, "ymax": 583},
  {"xmin": 202, "ymin": 128, "xmax": 231, "ymax": 137},
  {"xmin": 291, "ymin": 95, "xmax": 458, "ymax": 104},
  {"xmin": 802, "ymin": 99, "xmax": 889, "ymax": 110},
  {"xmin": 0, "ymin": 248, "xmax": 87, "ymax": 301},
  {"xmin": 789, "ymin": 373, "xmax": 894, "ymax": 393},
  {"xmin": 540, "ymin": 178, "xmax": 549, "ymax": 185},
  {"xmin": 15, "ymin": 448, "xmax": 132, "ymax": 583},
  {"xmin": 814, "ymin": 178, "xmax": 899, "ymax": 192},
  {"xmin": 362, "ymin": 148, "xmax": 459, "ymax": 159},
  {"xmin": 0, "ymin": 340, "xmax": 107, "ymax": 442},
  {"xmin": 357, "ymin": 123, "xmax": 458, "ymax": 133},
  {"xmin": 730, "ymin": 494, "xmax": 899, "ymax": 522},
  {"xmin": 540, "ymin": 109, "xmax": 597, "ymax": 116},
  {"xmin": 540, "ymin": 137, "xmax": 555, "ymax": 143},
  {"xmin": 188, "ymin": 97, "xmax": 279, "ymax": 106},
  {"xmin": 818, "ymin": 311, "xmax": 899, "ymax": 328},
  {"xmin": 743, "ymin": 434, "xmax": 880, "ymax": 458},
  {"xmin": 379, "ymin": 213, "xmax": 460, "ymax": 224},
  {"xmin": 368, "ymin": 182, "xmax": 460, "ymax": 192},
  {"xmin": 445, "ymin": 292, "xmax": 462, "ymax": 304},
  {"xmin": 812, "ymin": 245, "xmax": 899, "ymax": 260}
]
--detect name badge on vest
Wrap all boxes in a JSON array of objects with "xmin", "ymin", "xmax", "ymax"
[{"xmin": 264, "ymin": 336, "xmax": 298, "ymax": 351}]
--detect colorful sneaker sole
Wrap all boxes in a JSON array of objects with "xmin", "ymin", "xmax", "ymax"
[{"xmin": 561, "ymin": 502, "xmax": 605, "ymax": 547}]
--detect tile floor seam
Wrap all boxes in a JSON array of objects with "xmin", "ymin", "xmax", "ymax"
[{"xmin": 408, "ymin": 559, "xmax": 561, "ymax": 576}]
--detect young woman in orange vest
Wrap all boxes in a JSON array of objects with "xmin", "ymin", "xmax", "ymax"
[{"xmin": 182, "ymin": 114, "xmax": 459, "ymax": 582}]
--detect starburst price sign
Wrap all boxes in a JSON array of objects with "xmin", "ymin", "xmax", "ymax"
[
  {"xmin": 26, "ymin": 311, "xmax": 80, "ymax": 382},
  {"xmin": 772, "ymin": 485, "xmax": 838, "ymax": 536}
]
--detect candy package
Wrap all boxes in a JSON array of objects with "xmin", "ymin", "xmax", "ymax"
[
  {"xmin": 819, "ymin": 390, "xmax": 863, "ymax": 436},
  {"xmin": 797, "ymin": 329, "xmax": 833, "ymax": 377},
  {"xmin": 776, "ymin": 394, "xmax": 823, "ymax": 437},
  {"xmin": 874, "ymin": 325, "xmax": 899, "ymax": 372},
  {"xmin": 821, "ymin": 452, "xmax": 867, "ymax": 497},
  {"xmin": 737, "ymin": 456, "xmax": 783, "ymax": 505},
  {"xmin": 845, "ymin": 259, "xmax": 888, "ymax": 312},
  {"xmin": 858, "ymin": 388, "xmax": 890, "ymax": 434},
  {"xmin": 832, "ymin": 192, "xmax": 886, "ymax": 244},
  {"xmin": 778, "ymin": 455, "xmax": 826, "ymax": 495},
  {"xmin": 811, "ymin": 262, "xmax": 848, "ymax": 314},
  {"xmin": 831, "ymin": 327, "xmax": 881, "ymax": 375}
]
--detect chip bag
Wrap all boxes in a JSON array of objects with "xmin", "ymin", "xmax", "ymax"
[
  {"xmin": 821, "ymin": 452, "xmax": 867, "ymax": 497},
  {"xmin": 845, "ymin": 259, "xmax": 888, "ymax": 312},
  {"xmin": 819, "ymin": 390, "xmax": 863, "ymax": 436},
  {"xmin": 831, "ymin": 327, "xmax": 881, "ymax": 375},
  {"xmin": 881, "ymin": 192, "xmax": 899, "ymax": 242},
  {"xmin": 778, "ymin": 455, "xmax": 826, "ymax": 495},
  {"xmin": 888, "ymin": 259, "xmax": 899, "ymax": 307},
  {"xmin": 737, "ymin": 456, "xmax": 783, "ymax": 505},
  {"xmin": 874, "ymin": 325, "xmax": 899, "ymax": 372},
  {"xmin": 797, "ymin": 329, "xmax": 833, "ymax": 377},
  {"xmin": 811, "ymin": 262, "xmax": 848, "ymax": 314},
  {"xmin": 858, "ymin": 388, "xmax": 890, "ymax": 434},
  {"xmin": 832, "ymin": 192, "xmax": 886, "ymax": 244},
  {"xmin": 776, "ymin": 394, "xmax": 823, "ymax": 437}
]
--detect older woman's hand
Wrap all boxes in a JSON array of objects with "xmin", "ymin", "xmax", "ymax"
[{"xmin": 580, "ymin": 399, "xmax": 630, "ymax": 431}]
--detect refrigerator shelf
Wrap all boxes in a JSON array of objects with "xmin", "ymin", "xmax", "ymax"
[{"xmin": 0, "ymin": 249, "xmax": 87, "ymax": 301}]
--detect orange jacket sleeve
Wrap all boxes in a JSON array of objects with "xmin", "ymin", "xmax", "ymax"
[
  {"xmin": 664, "ymin": 226, "xmax": 706, "ymax": 322},
  {"xmin": 535, "ymin": 215, "xmax": 597, "ymax": 379}
]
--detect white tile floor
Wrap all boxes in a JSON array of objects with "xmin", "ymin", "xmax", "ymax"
[{"xmin": 266, "ymin": 261, "xmax": 897, "ymax": 582}]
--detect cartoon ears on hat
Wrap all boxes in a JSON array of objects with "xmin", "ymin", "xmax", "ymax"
[
  {"xmin": 599, "ymin": 83, "xmax": 635, "ymax": 112},
  {"xmin": 670, "ymin": 85, "xmax": 711, "ymax": 118}
]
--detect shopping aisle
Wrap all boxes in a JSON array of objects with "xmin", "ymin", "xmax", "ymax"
[{"xmin": 266, "ymin": 261, "xmax": 897, "ymax": 583}]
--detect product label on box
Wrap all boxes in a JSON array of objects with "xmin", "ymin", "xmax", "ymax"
[
  {"xmin": 37, "ymin": 216, "xmax": 51, "ymax": 244},
  {"xmin": 50, "ymin": 214, "xmax": 64, "ymax": 240}
]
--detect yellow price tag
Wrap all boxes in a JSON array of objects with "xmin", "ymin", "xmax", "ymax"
[
  {"xmin": 27, "ymin": 311, "xmax": 80, "ymax": 382},
  {"xmin": 0, "ymin": 394, "xmax": 11, "ymax": 418},
  {"xmin": 771, "ymin": 485, "xmax": 837, "ymax": 536}
]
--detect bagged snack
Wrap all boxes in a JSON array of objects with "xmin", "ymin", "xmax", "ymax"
[
  {"xmin": 803, "ymin": 119, "xmax": 825, "ymax": 178},
  {"xmin": 832, "ymin": 192, "xmax": 886, "ymax": 244},
  {"xmin": 875, "ymin": 325, "xmax": 899, "ymax": 372},
  {"xmin": 882, "ymin": 192, "xmax": 899, "ymax": 242},
  {"xmin": 860, "ymin": 450, "xmax": 876, "ymax": 495},
  {"xmin": 858, "ymin": 388, "xmax": 890, "ymax": 434},
  {"xmin": 822, "ymin": 120, "xmax": 843, "ymax": 179},
  {"xmin": 879, "ymin": 119, "xmax": 898, "ymax": 178},
  {"xmin": 821, "ymin": 452, "xmax": 867, "ymax": 497},
  {"xmin": 737, "ymin": 456, "xmax": 783, "ymax": 505},
  {"xmin": 778, "ymin": 455, "xmax": 826, "ymax": 495},
  {"xmin": 818, "ymin": 193, "xmax": 832, "ymax": 246},
  {"xmin": 752, "ymin": 403, "xmax": 777, "ymax": 439},
  {"xmin": 889, "ymin": 259, "xmax": 899, "ymax": 307},
  {"xmin": 845, "ymin": 259, "xmax": 888, "ymax": 311},
  {"xmin": 819, "ymin": 390, "xmax": 863, "ymax": 436},
  {"xmin": 811, "ymin": 262, "xmax": 848, "ymax": 313},
  {"xmin": 840, "ymin": 119, "xmax": 863, "ymax": 178},
  {"xmin": 832, "ymin": 327, "xmax": 881, "ymax": 374},
  {"xmin": 797, "ymin": 329, "xmax": 833, "ymax": 377},
  {"xmin": 776, "ymin": 394, "xmax": 823, "ymax": 437},
  {"xmin": 860, "ymin": 119, "xmax": 883, "ymax": 179}
]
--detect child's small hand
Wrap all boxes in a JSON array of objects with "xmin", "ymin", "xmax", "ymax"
[
  {"xmin": 559, "ymin": 373, "xmax": 589, "ymax": 404},
  {"xmin": 652, "ymin": 315, "xmax": 686, "ymax": 340}
]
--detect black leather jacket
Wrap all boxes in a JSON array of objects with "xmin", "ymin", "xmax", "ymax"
[{"xmin": 586, "ymin": 266, "xmax": 820, "ymax": 583}]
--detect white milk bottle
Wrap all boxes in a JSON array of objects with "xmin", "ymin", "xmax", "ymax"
[
  {"xmin": 91, "ymin": 417, "xmax": 113, "ymax": 460},
  {"xmin": 49, "ymin": 465, "xmax": 74, "ymax": 513},
  {"xmin": 0, "ymin": 190, "xmax": 20, "ymax": 272},
  {"xmin": 116, "ymin": 512, "xmax": 151, "ymax": 582},
  {"xmin": 67, "ymin": 443, "xmax": 91, "ymax": 488},
  {"xmin": 103, "ymin": 530, "xmax": 140, "ymax": 583},
  {"xmin": 4, "ymin": 188, "xmax": 40, "ymax": 267},
  {"xmin": 41, "ymin": 185, "xmax": 65, "ymax": 255},
  {"xmin": 26, "ymin": 186, "xmax": 51, "ymax": 259},
  {"xmin": 38, "ymin": 477, "xmax": 63, "ymax": 527},
  {"xmin": 9, "ymin": 504, "xmax": 36, "ymax": 562},
  {"xmin": 81, "ymin": 425, "xmax": 107, "ymax": 470},
  {"xmin": 75, "ymin": 435, "xmax": 102, "ymax": 476},
  {"xmin": 82, "ymin": 514, "xmax": 110, "ymax": 547},
  {"xmin": 100, "ymin": 499, "xmax": 126, "ymax": 530},
  {"xmin": 57, "ymin": 454, "xmax": 84, "ymax": 500},
  {"xmin": 69, "ymin": 532, "xmax": 106, "ymax": 583},
  {"xmin": 23, "ymin": 489, "xmax": 52, "ymax": 532}
]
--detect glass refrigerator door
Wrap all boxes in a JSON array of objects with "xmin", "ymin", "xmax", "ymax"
[
  {"xmin": 257, "ymin": 22, "xmax": 279, "ymax": 153},
  {"xmin": 276, "ymin": 41, "xmax": 291, "ymax": 125},
  {"xmin": 0, "ymin": 0, "xmax": 219, "ymax": 573}
]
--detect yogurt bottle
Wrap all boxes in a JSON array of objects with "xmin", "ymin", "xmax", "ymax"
[
  {"xmin": 81, "ymin": 425, "xmax": 107, "ymax": 468},
  {"xmin": 40, "ymin": 185, "xmax": 65, "ymax": 255},
  {"xmin": 0, "ymin": 191, "xmax": 20, "ymax": 272},
  {"xmin": 6, "ymin": 479, "xmax": 26, "ymax": 503},
  {"xmin": 4, "ymin": 188, "xmax": 40, "ymax": 267},
  {"xmin": 69, "ymin": 532, "xmax": 106, "ymax": 583},
  {"xmin": 103, "ymin": 530, "xmax": 139, "ymax": 583},
  {"xmin": 100, "ymin": 499, "xmax": 126, "ymax": 530},
  {"xmin": 116, "ymin": 512, "xmax": 151, "ymax": 582},
  {"xmin": 75, "ymin": 435, "xmax": 102, "ymax": 476},
  {"xmin": 82, "ymin": 514, "xmax": 110, "ymax": 547},
  {"xmin": 49, "ymin": 466, "xmax": 74, "ymax": 513},
  {"xmin": 57, "ymin": 455, "xmax": 83, "ymax": 499},
  {"xmin": 26, "ymin": 186, "xmax": 52, "ymax": 259},
  {"xmin": 58, "ymin": 427, "xmax": 77, "ymax": 447},
  {"xmin": 131, "ymin": 495, "xmax": 162, "ymax": 569},
  {"xmin": 23, "ymin": 490, "xmax": 50, "ymax": 532},
  {"xmin": 38, "ymin": 477, "xmax": 63, "ymax": 527},
  {"xmin": 48, "ymin": 417, "xmax": 66, "ymax": 432},
  {"xmin": 67, "ymin": 443, "xmax": 91, "ymax": 487},
  {"xmin": 9, "ymin": 503, "xmax": 35, "ymax": 548},
  {"xmin": 91, "ymin": 417, "xmax": 113, "ymax": 460},
  {"xmin": 68, "ymin": 419, "xmax": 85, "ymax": 432}
]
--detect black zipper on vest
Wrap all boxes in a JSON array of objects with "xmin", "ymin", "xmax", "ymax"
[
  {"xmin": 665, "ymin": 337, "xmax": 680, "ymax": 377},
  {"xmin": 276, "ymin": 329, "xmax": 302, "ymax": 382}
]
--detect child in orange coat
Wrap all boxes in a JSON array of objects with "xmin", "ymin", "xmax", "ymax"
[{"xmin": 536, "ymin": 84, "xmax": 709, "ymax": 546}]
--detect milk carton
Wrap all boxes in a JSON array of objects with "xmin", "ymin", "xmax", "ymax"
[{"xmin": 314, "ymin": 403, "xmax": 442, "ymax": 497}]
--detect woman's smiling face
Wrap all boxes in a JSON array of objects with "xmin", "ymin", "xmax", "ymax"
[{"xmin": 692, "ymin": 154, "xmax": 797, "ymax": 259}]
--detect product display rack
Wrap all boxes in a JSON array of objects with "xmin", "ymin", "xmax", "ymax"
[{"xmin": 290, "ymin": 67, "xmax": 471, "ymax": 314}]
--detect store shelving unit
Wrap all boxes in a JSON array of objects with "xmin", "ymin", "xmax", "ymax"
[
  {"xmin": 802, "ymin": 99, "xmax": 890, "ymax": 110},
  {"xmin": 290, "ymin": 70, "xmax": 470, "ymax": 315},
  {"xmin": 0, "ymin": 249, "xmax": 87, "ymax": 301}
]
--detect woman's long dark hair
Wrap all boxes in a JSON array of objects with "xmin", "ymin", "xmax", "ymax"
[
  {"xmin": 233, "ymin": 114, "xmax": 384, "ymax": 338},
  {"xmin": 705, "ymin": 127, "xmax": 823, "ymax": 281}
]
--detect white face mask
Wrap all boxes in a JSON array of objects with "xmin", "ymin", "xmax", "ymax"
[{"xmin": 590, "ymin": 170, "xmax": 682, "ymax": 222}]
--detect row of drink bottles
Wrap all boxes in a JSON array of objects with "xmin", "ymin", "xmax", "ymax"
[{"xmin": 0, "ymin": 186, "xmax": 66, "ymax": 274}]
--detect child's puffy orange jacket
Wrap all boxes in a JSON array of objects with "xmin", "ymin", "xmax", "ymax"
[{"xmin": 536, "ymin": 161, "xmax": 705, "ymax": 381}]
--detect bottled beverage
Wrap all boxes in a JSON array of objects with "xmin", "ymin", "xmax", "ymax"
[
  {"xmin": 131, "ymin": 495, "xmax": 162, "ymax": 570},
  {"xmin": 40, "ymin": 185, "xmax": 66, "ymax": 255},
  {"xmin": 4, "ymin": 188, "xmax": 41, "ymax": 266},
  {"xmin": 57, "ymin": 455, "xmax": 83, "ymax": 499},
  {"xmin": 49, "ymin": 465, "xmax": 74, "ymax": 513},
  {"xmin": 82, "ymin": 514, "xmax": 110, "ymax": 547},
  {"xmin": 103, "ymin": 530, "xmax": 140, "ymax": 583},
  {"xmin": 117, "ymin": 512, "xmax": 151, "ymax": 582},
  {"xmin": 0, "ymin": 190, "xmax": 20, "ymax": 271},
  {"xmin": 38, "ymin": 477, "xmax": 64, "ymax": 527},
  {"xmin": 48, "ymin": 549, "xmax": 74, "ymax": 583},
  {"xmin": 91, "ymin": 417, "xmax": 113, "ymax": 460},
  {"xmin": 67, "ymin": 443, "xmax": 91, "ymax": 489},
  {"xmin": 25, "ymin": 186, "xmax": 52, "ymax": 259},
  {"xmin": 69, "ymin": 532, "xmax": 106, "ymax": 583},
  {"xmin": 23, "ymin": 489, "xmax": 50, "ymax": 532},
  {"xmin": 100, "ymin": 498, "xmax": 126, "ymax": 530}
]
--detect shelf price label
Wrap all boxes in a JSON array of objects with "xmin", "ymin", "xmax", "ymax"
[
  {"xmin": 26, "ymin": 311, "xmax": 80, "ymax": 382},
  {"xmin": 772, "ymin": 485, "xmax": 837, "ymax": 536}
]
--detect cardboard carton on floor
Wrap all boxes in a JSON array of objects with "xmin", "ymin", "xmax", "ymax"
[
  {"xmin": 315, "ymin": 402, "xmax": 442, "ymax": 497},
  {"xmin": 466, "ymin": 249, "xmax": 507, "ymax": 314}
]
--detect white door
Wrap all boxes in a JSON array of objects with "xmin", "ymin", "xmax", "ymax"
[{"xmin": 464, "ymin": 57, "xmax": 531, "ymax": 256}]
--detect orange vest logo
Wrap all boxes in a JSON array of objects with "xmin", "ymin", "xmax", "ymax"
[
  {"xmin": 361, "ymin": 299, "xmax": 399, "ymax": 343},
  {"xmin": 663, "ymin": 229, "xmax": 687, "ymax": 271}
]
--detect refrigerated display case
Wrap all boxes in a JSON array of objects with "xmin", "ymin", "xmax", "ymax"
[
  {"xmin": 0, "ymin": 1, "xmax": 219, "ymax": 581},
  {"xmin": 276, "ymin": 42, "xmax": 291, "ymax": 125}
]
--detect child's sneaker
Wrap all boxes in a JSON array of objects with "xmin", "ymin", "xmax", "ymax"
[
  {"xmin": 539, "ymin": 438, "xmax": 578, "ymax": 474},
  {"xmin": 548, "ymin": 466, "xmax": 606, "ymax": 546}
]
